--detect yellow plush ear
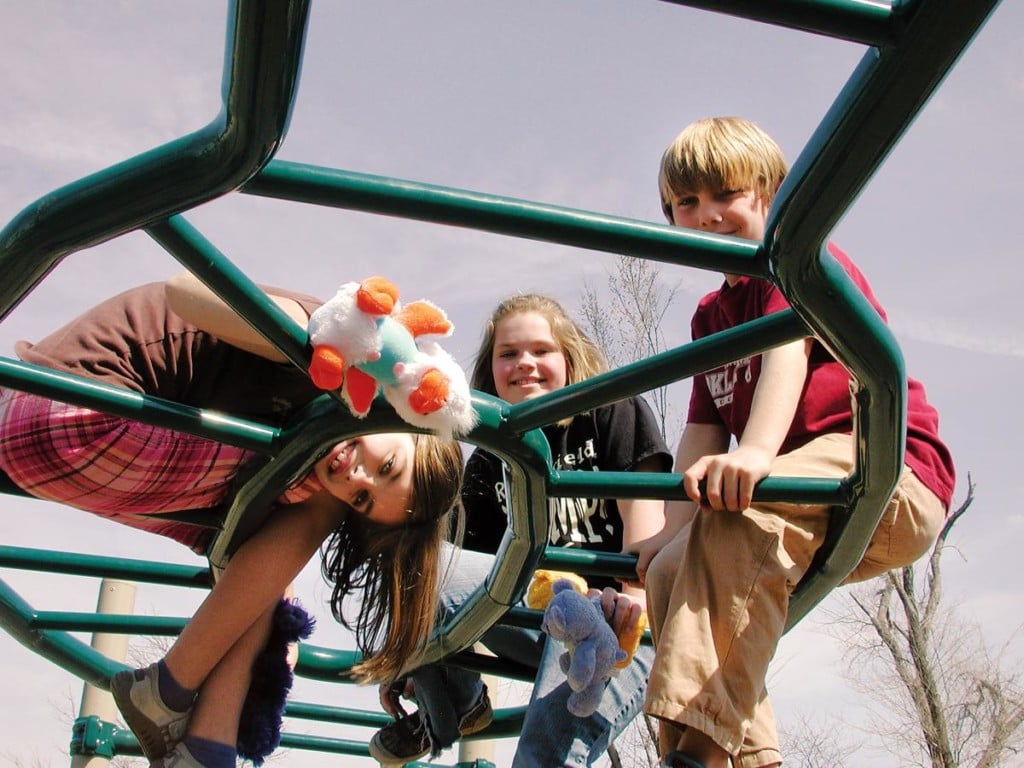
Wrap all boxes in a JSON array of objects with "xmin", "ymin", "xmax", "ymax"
[
  {"xmin": 525, "ymin": 569, "xmax": 589, "ymax": 610},
  {"xmin": 615, "ymin": 610, "xmax": 648, "ymax": 669}
]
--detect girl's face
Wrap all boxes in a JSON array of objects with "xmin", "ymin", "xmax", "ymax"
[
  {"xmin": 491, "ymin": 311, "xmax": 569, "ymax": 405},
  {"xmin": 314, "ymin": 433, "xmax": 415, "ymax": 527}
]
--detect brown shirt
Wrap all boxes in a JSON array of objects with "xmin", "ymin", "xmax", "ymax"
[{"xmin": 16, "ymin": 282, "xmax": 323, "ymax": 425}]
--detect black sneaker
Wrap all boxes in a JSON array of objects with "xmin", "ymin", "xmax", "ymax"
[{"xmin": 368, "ymin": 685, "xmax": 493, "ymax": 765}]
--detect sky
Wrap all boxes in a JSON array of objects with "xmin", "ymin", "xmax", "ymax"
[{"xmin": 1, "ymin": 1, "xmax": 1022, "ymax": 766}]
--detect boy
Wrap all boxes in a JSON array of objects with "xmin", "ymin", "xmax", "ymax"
[{"xmin": 631, "ymin": 117, "xmax": 955, "ymax": 768}]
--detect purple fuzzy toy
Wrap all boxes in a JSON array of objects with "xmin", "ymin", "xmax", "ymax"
[{"xmin": 236, "ymin": 598, "xmax": 316, "ymax": 765}]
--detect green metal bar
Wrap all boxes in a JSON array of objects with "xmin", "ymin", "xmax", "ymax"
[
  {"xmin": 27, "ymin": 613, "xmax": 186, "ymax": 635},
  {"xmin": 284, "ymin": 702, "xmax": 391, "ymax": 727},
  {"xmin": 506, "ymin": 310, "xmax": 807, "ymax": 433},
  {"xmin": 243, "ymin": 161, "xmax": 766, "ymax": 278},
  {"xmin": 0, "ymin": 546, "xmax": 211, "ymax": 589},
  {"xmin": 147, "ymin": 215, "xmax": 312, "ymax": 372},
  {"xmin": 767, "ymin": 0, "xmax": 1002, "ymax": 258},
  {"xmin": 274, "ymin": 733, "xmax": 376, "ymax": 757},
  {"xmin": 659, "ymin": 0, "xmax": 897, "ymax": 46},
  {"xmin": 0, "ymin": 0, "xmax": 311, "ymax": 324},
  {"xmin": 0, "ymin": 578, "xmax": 123, "ymax": 688},
  {"xmin": 0, "ymin": 358, "xmax": 280, "ymax": 454},
  {"xmin": 765, "ymin": 0, "xmax": 1001, "ymax": 625},
  {"xmin": 549, "ymin": 471, "xmax": 847, "ymax": 506}
]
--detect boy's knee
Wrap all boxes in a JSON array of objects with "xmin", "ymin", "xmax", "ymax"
[{"xmin": 847, "ymin": 474, "xmax": 946, "ymax": 583}]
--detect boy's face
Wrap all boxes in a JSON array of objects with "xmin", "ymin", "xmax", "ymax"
[{"xmin": 665, "ymin": 187, "xmax": 769, "ymax": 285}]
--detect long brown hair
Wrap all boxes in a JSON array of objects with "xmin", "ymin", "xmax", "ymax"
[{"xmin": 320, "ymin": 433, "xmax": 464, "ymax": 682}]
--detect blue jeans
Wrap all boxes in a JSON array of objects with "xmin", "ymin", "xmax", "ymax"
[{"xmin": 410, "ymin": 547, "xmax": 653, "ymax": 767}]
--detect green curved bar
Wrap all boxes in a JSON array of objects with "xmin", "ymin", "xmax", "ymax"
[
  {"xmin": 660, "ymin": 0, "xmax": 895, "ymax": 46},
  {"xmin": 766, "ymin": 0, "xmax": 1002, "ymax": 624},
  {"xmin": 0, "ymin": 0, "xmax": 311, "ymax": 324}
]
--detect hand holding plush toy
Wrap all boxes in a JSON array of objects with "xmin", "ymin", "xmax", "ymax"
[
  {"xmin": 526, "ymin": 569, "xmax": 648, "ymax": 717},
  {"xmin": 306, "ymin": 277, "xmax": 477, "ymax": 438}
]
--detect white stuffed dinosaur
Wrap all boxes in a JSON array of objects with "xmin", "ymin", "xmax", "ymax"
[{"xmin": 306, "ymin": 276, "xmax": 477, "ymax": 438}]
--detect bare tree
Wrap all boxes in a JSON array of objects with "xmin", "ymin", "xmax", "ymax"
[
  {"xmin": 829, "ymin": 477, "xmax": 1024, "ymax": 767},
  {"xmin": 579, "ymin": 255, "xmax": 682, "ymax": 441},
  {"xmin": 4, "ymin": 685, "xmax": 147, "ymax": 768},
  {"xmin": 778, "ymin": 712, "xmax": 857, "ymax": 767},
  {"xmin": 606, "ymin": 713, "xmax": 660, "ymax": 768},
  {"xmin": 579, "ymin": 255, "xmax": 683, "ymax": 767}
]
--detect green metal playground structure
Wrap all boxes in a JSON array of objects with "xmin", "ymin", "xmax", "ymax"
[{"xmin": 0, "ymin": 0, "xmax": 1001, "ymax": 763}]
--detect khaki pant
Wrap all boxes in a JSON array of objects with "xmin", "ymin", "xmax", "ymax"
[{"xmin": 644, "ymin": 433, "xmax": 946, "ymax": 767}]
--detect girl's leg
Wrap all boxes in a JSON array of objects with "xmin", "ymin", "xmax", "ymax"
[
  {"xmin": 114, "ymin": 500, "xmax": 342, "ymax": 761},
  {"xmin": 165, "ymin": 500, "xmax": 343, "ymax": 688},
  {"xmin": 185, "ymin": 600, "xmax": 277, "ymax": 747},
  {"xmin": 511, "ymin": 636, "xmax": 653, "ymax": 768},
  {"xmin": 370, "ymin": 546, "xmax": 540, "ymax": 763}
]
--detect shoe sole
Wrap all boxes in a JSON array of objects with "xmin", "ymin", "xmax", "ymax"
[
  {"xmin": 367, "ymin": 730, "xmax": 430, "ymax": 766},
  {"xmin": 367, "ymin": 703, "xmax": 493, "ymax": 766},
  {"xmin": 110, "ymin": 669, "xmax": 176, "ymax": 762}
]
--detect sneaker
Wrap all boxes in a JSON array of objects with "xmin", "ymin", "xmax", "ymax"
[
  {"xmin": 150, "ymin": 743, "xmax": 208, "ymax": 768},
  {"xmin": 368, "ymin": 684, "xmax": 493, "ymax": 766},
  {"xmin": 110, "ymin": 664, "xmax": 192, "ymax": 761}
]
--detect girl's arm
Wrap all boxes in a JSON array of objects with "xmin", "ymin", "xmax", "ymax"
[
  {"xmin": 684, "ymin": 338, "xmax": 811, "ymax": 512},
  {"xmin": 617, "ymin": 454, "xmax": 668, "ymax": 608},
  {"xmin": 165, "ymin": 271, "xmax": 311, "ymax": 363}
]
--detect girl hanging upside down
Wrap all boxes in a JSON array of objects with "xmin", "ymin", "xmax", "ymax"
[{"xmin": 0, "ymin": 272, "xmax": 465, "ymax": 768}]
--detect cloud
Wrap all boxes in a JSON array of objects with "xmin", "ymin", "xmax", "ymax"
[{"xmin": 892, "ymin": 313, "xmax": 1024, "ymax": 359}]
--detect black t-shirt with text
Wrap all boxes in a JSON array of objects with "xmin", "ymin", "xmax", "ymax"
[{"xmin": 461, "ymin": 397, "xmax": 671, "ymax": 590}]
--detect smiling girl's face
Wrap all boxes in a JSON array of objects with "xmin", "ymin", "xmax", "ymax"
[
  {"xmin": 313, "ymin": 433, "xmax": 415, "ymax": 526},
  {"xmin": 490, "ymin": 311, "xmax": 569, "ymax": 405}
]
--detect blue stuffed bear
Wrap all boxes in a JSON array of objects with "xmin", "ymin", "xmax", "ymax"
[{"xmin": 540, "ymin": 578, "xmax": 628, "ymax": 717}]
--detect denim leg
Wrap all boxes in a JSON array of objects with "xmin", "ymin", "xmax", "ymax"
[
  {"xmin": 512, "ymin": 636, "xmax": 653, "ymax": 768},
  {"xmin": 410, "ymin": 546, "xmax": 544, "ymax": 754}
]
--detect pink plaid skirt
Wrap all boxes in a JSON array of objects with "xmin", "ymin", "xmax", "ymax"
[{"xmin": 0, "ymin": 388, "xmax": 258, "ymax": 551}]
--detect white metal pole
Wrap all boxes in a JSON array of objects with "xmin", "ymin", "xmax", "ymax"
[
  {"xmin": 71, "ymin": 579, "xmax": 137, "ymax": 768},
  {"xmin": 458, "ymin": 644, "xmax": 497, "ymax": 766}
]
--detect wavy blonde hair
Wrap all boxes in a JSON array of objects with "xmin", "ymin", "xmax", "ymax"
[
  {"xmin": 320, "ymin": 433, "xmax": 464, "ymax": 682},
  {"xmin": 658, "ymin": 116, "xmax": 788, "ymax": 223},
  {"xmin": 470, "ymin": 294, "xmax": 606, "ymax": 428}
]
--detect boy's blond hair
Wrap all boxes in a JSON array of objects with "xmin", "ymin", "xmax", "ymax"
[{"xmin": 658, "ymin": 116, "xmax": 788, "ymax": 223}]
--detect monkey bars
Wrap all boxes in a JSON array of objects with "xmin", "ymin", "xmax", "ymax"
[{"xmin": 0, "ymin": 0, "xmax": 1000, "ymax": 762}]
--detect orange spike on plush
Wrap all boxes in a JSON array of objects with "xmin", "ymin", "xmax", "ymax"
[
  {"xmin": 407, "ymin": 368, "xmax": 448, "ymax": 414},
  {"xmin": 356, "ymin": 276, "xmax": 399, "ymax": 315},
  {"xmin": 308, "ymin": 346, "xmax": 346, "ymax": 391},
  {"xmin": 396, "ymin": 300, "xmax": 453, "ymax": 337}
]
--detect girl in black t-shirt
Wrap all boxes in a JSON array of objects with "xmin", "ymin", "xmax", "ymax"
[{"xmin": 371, "ymin": 294, "xmax": 671, "ymax": 767}]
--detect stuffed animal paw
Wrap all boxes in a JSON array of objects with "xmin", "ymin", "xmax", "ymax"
[{"xmin": 307, "ymin": 277, "xmax": 477, "ymax": 438}]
